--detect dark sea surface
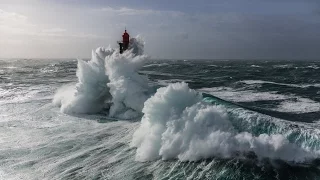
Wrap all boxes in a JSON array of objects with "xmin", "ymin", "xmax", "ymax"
[{"xmin": 1, "ymin": 59, "xmax": 320, "ymax": 179}]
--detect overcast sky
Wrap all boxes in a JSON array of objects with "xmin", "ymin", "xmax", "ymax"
[{"xmin": 1, "ymin": 0, "xmax": 320, "ymax": 59}]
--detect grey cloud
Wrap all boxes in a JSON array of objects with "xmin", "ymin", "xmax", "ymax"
[{"xmin": 175, "ymin": 32, "xmax": 189, "ymax": 40}]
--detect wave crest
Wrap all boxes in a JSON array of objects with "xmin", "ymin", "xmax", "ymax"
[{"xmin": 131, "ymin": 82, "xmax": 318, "ymax": 163}]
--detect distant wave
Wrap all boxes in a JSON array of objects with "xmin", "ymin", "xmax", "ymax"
[
  {"xmin": 273, "ymin": 64, "xmax": 293, "ymax": 68},
  {"xmin": 198, "ymin": 87, "xmax": 288, "ymax": 102},
  {"xmin": 198, "ymin": 87, "xmax": 320, "ymax": 113},
  {"xmin": 250, "ymin": 64, "xmax": 261, "ymax": 68},
  {"xmin": 143, "ymin": 63, "xmax": 169, "ymax": 68},
  {"xmin": 273, "ymin": 64, "xmax": 319, "ymax": 69},
  {"xmin": 157, "ymin": 79, "xmax": 194, "ymax": 86},
  {"xmin": 306, "ymin": 65, "xmax": 319, "ymax": 69},
  {"xmin": 274, "ymin": 98, "xmax": 320, "ymax": 114},
  {"xmin": 139, "ymin": 70, "xmax": 177, "ymax": 77},
  {"xmin": 240, "ymin": 80, "xmax": 320, "ymax": 88}
]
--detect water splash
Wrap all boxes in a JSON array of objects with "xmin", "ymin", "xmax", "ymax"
[
  {"xmin": 53, "ymin": 47, "xmax": 113, "ymax": 114},
  {"xmin": 53, "ymin": 36, "xmax": 150, "ymax": 118},
  {"xmin": 131, "ymin": 82, "xmax": 319, "ymax": 163}
]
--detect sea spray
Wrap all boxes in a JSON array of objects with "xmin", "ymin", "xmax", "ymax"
[
  {"xmin": 104, "ymin": 36, "xmax": 150, "ymax": 119},
  {"xmin": 131, "ymin": 82, "xmax": 318, "ymax": 163},
  {"xmin": 53, "ymin": 47, "xmax": 113, "ymax": 114},
  {"xmin": 53, "ymin": 36, "xmax": 150, "ymax": 118},
  {"xmin": 105, "ymin": 50, "xmax": 150, "ymax": 119},
  {"xmin": 128, "ymin": 36, "xmax": 144, "ymax": 56},
  {"xmin": 52, "ymin": 36, "xmax": 319, "ymax": 164}
]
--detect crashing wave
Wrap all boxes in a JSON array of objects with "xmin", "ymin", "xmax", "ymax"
[
  {"xmin": 53, "ymin": 36, "xmax": 320, "ymax": 165},
  {"xmin": 53, "ymin": 47, "xmax": 113, "ymax": 114},
  {"xmin": 131, "ymin": 82, "xmax": 318, "ymax": 163},
  {"xmin": 105, "ymin": 50, "xmax": 150, "ymax": 119},
  {"xmin": 53, "ymin": 36, "xmax": 149, "ymax": 118}
]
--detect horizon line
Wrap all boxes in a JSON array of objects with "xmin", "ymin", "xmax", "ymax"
[{"xmin": 1, "ymin": 57, "xmax": 320, "ymax": 61}]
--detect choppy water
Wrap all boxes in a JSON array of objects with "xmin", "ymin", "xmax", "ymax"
[{"xmin": 1, "ymin": 59, "xmax": 320, "ymax": 179}]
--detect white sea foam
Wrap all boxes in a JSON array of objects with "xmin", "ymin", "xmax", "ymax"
[
  {"xmin": 132, "ymin": 82, "xmax": 318, "ymax": 162},
  {"xmin": 53, "ymin": 36, "xmax": 150, "ymax": 118},
  {"xmin": 250, "ymin": 65, "xmax": 261, "ymax": 68},
  {"xmin": 0, "ymin": 169, "xmax": 5, "ymax": 180},
  {"xmin": 199, "ymin": 87, "xmax": 320, "ymax": 113},
  {"xmin": 273, "ymin": 64, "xmax": 293, "ymax": 68},
  {"xmin": 0, "ymin": 85, "xmax": 52, "ymax": 105},
  {"xmin": 198, "ymin": 87, "xmax": 288, "ymax": 102},
  {"xmin": 241, "ymin": 80, "xmax": 320, "ymax": 88},
  {"xmin": 51, "ymin": 35, "xmax": 320, "ymax": 164},
  {"xmin": 306, "ymin": 65, "xmax": 319, "ymax": 69},
  {"xmin": 275, "ymin": 98, "xmax": 320, "ymax": 113},
  {"xmin": 157, "ymin": 79, "xmax": 194, "ymax": 86},
  {"xmin": 105, "ymin": 49, "xmax": 150, "ymax": 119},
  {"xmin": 143, "ymin": 63, "xmax": 169, "ymax": 68},
  {"xmin": 53, "ymin": 47, "xmax": 113, "ymax": 114}
]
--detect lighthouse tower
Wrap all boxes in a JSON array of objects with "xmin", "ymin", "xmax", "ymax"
[{"xmin": 118, "ymin": 29, "xmax": 130, "ymax": 54}]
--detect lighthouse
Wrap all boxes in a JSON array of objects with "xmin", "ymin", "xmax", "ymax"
[{"xmin": 118, "ymin": 29, "xmax": 130, "ymax": 54}]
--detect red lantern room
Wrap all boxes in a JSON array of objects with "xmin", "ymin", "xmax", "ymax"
[
  {"xmin": 118, "ymin": 28, "xmax": 130, "ymax": 54},
  {"xmin": 122, "ymin": 29, "xmax": 130, "ymax": 44},
  {"xmin": 122, "ymin": 29, "xmax": 130, "ymax": 51}
]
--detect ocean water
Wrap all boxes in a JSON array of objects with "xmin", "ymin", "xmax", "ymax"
[{"xmin": 1, "ymin": 48, "xmax": 320, "ymax": 179}]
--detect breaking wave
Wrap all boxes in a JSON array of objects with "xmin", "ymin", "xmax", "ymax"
[
  {"xmin": 105, "ymin": 48, "xmax": 150, "ymax": 119},
  {"xmin": 53, "ymin": 36, "xmax": 150, "ymax": 118},
  {"xmin": 131, "ymin": 82, "xmax": 319, "ymax": 163},
  {"xmin": 53, "ymin": 47, "xmax": 113, "ymax": 114},
  {"xmin": 53, "ymin": 36, "xmax": 320, "ymax": 165}
]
